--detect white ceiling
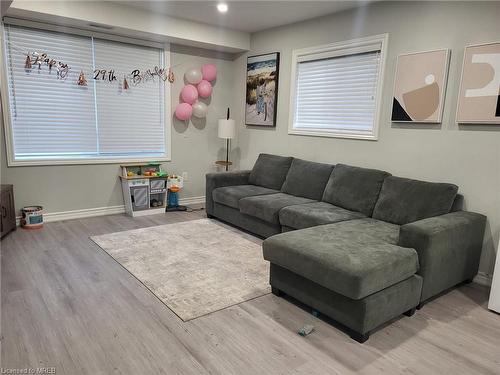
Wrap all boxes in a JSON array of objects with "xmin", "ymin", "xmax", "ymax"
[{"xmin": 112, "ymin": 1, "xmax": 370, "ymax": 33}]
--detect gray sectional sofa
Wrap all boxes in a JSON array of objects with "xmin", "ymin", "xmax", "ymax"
[{"xmin": 206, "ymin": 153, "xmax": 486, "ymax": 342}]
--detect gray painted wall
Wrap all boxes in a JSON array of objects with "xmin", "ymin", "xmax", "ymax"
[
  {"xmin": 231, "ymin": 1, "xmax": 500, "ymax": 276},
  {"xmin": 0, "ymin": 45, "xmax": 237, "ymax": 212},
  {"xmin": 1, "ymin": 1, "xmax": 499, "ymax": 277}
]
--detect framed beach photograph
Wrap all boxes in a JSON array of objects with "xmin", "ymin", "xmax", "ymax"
[{"xmin": 245, "ymin": 52, "xmax": 280, "ymax": 126}]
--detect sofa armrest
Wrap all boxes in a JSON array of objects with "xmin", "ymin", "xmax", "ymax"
[
  {"xmin": 398, "ymin": 211, "xmax": 486, "ymax": 302},
  {"xmin": 205, "ymin": 170, "xmax": 252, "ymax": 215}
]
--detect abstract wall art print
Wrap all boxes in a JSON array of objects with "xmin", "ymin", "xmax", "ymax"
[
  {"xmin": 245, "ymin": 52, "xmax": 280, "ymax": 127},
  {"xmin": 391, "ymin": 49, "xmax": 450, "ymax": 123},
  {"xmin": 456, "ymin": 42, "xmax": 500, "ymax": 124}
]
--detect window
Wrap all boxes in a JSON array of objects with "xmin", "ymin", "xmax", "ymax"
[
  {"xmin": 1, "ymin": 22, "xmax": 170, "ymax": 165},
  {"xmin": 289, "ymin": 34, "xmax": 388, "ymax": 140}
]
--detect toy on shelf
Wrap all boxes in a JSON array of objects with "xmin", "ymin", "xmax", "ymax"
[
  {"xmin": 119, "ymin": 163, "xmax": 168, "ymax": 217},
  {"xmin": 121, "ymin": 162, "xmax": 167, "ymax": 179},
  {"xmin": 166, "ymin": 175, "xmax": 187, "ymax": 212}
]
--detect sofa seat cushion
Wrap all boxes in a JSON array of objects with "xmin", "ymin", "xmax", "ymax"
[
  {"xmin": 239, "ymin": 193, "xmax": 315, "ymax": 224},
  {"xmin": 372, "ymin": 176, "xmax": 458, "ymax": 225},
  {"xmin": 263, "ymin": 219, "xmax": 418, "ymax": 300},
  {"xmin": 281, "ymin": 158, "xmax": 334, "ymax": 200},
  {"xmin": 249, "ymin": 154, "xmax": 293, "ymax": 190},
  {"xmin": 212, "ymin": 185, "xmax": 279, "ymax": 209},
  {"xmin": 279, "ymin": 202, "xmax": 366, "ymax": 230}
]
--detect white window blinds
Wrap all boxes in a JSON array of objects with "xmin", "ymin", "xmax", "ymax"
[
  {"xmin": 3, "ymin": 24, "xmax": 167, "ymax": 163},
  {"xmin": 4, "ymin": 25, "xmax": 97, "ymax": 159},
  {"xmin": 93, "ymin": 39, "xmax": 165, "ymax": 156},
  {"xmin": 290, "ymin": 36, "xmax": 386, "ymax": 140}
]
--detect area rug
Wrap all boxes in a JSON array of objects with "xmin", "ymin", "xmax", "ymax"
[{"xmin": 91, "ymin": 219, "xmax": 270, "ymax": 321}]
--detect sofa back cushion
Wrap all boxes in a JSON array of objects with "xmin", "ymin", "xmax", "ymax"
[
  {"xmin": 281, "ymin": 158, "xmax": 334, "ymax": 200},
  {"xmin": 372, "ymin": 176, "xmax": 458, "ymax": 225},
  {"xmin": 322, "ymin": 164, "xmax": 390, "ymax": 216},
  {"xmin": 249, "ymin": 153, "xmax": 293, "ymax": 190},
  {"xmin": 451, "ymin": 193, "xmax": 464, "ymax": 212}
]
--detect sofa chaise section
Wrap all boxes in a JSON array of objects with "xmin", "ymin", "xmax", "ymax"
[
  {"xmin": 263, "ymin": 218, "xmax": 422, "ymax": 342},
  {"xmin": 263, "ymin": 174, "xmax": 486, "ymax": 341},
  {"xmin": 263, "ymin": 218, "xmax": 418, "ymax": 300}
]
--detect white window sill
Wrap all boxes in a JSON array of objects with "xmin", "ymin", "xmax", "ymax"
[
  {"xmin": 288, "ymin": 128, "xmax": 378, "ymax": 141},
  {"xmin": 7, "ymin": 156, "xmax": 172, "ymax": 167}
]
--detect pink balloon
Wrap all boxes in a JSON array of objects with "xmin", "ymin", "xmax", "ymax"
[
  {"xmin": 181, "ymin": 84, "xmax": 198, "ymax": 104},
  {"xmin": 175, "ymin": 103, "xmax": 192, "ymax": 121},
  {"xmin": 197, "ymin": 80, "xmax": 213, "ymax": 98},
  {"xmin": 201, "ymin": 64, "xmax": 217, "ymax": 82}
]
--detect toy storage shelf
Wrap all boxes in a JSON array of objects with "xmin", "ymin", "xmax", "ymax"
[
  {"xmin": 120, "ymin": 163, "xmax": 167, "ymax": 217},
  {"xmin": 120, "ymin": 175, "xmax": 165, "ymax": 180}
]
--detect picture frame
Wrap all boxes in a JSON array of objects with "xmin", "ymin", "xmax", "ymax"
[
  {"xmin": 245, "ymin": 52, "xmax": 280, "ymax": 127},
  {"xmin": 456, "ymin": 41, "xmax": 500, "ymax": 124},
  {"xmin": 391, "ymin": 49, "xmax": 450, "ymax": 123}
]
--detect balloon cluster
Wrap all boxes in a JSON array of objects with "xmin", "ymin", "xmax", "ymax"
[{"xmin": 175, "ymin": 64, "xmax": 217, "ymax": 121}]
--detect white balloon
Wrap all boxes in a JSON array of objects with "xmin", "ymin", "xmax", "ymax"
[
  {"xmin": 192, "ymin": 101, "xmax": 208, "ymax": 118},
  {"xmin": 185, "ymin": 67, "xmax": 202, "ymax": 84}
]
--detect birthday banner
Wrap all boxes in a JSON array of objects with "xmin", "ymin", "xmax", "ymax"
[{"xmin": 24, "ymin": 50, "xmax": 175, "ymax": 88}]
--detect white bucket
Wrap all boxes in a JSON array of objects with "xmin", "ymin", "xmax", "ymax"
[{"xmin": 21, "ymin": 206, "xmax": 43, "ymax": 229}]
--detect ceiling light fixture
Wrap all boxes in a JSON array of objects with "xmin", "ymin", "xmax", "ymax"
[{"xmin": 217, "ymin": 3, "xmax": 228, "ymax": 13}]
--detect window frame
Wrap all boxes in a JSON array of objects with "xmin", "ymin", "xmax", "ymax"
[
  {"xmin": 288, "ymin": 34, "xmax": 388, "ymax": 141},
  {"xmin": 0, "ymin": 18, "xmax": 172, "ymax": 166}
]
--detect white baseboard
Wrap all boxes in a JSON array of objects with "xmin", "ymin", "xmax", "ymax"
[
  {"xmin": 16, "ymin": 196, "xmax": 206, "ymax": 225},
  {"xmin": 16, "ymin": 205, "xmax": 125, "ymax": 225},
  {"xmin": 179, "ymin": 195, "xmax": 205, "ymax": 206},
  {"xmin": 474, "ymin": 272, "xmax": 492, "ymax": 287}
]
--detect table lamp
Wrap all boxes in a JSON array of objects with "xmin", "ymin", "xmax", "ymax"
[{"xmin": 216, "ymin": 108, "xmax": 235, "ymax": 171}]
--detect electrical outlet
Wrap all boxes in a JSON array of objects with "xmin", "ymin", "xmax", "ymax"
[{"xmin": 182, "ymin": 171, "xmax": 188, "ymax": 181}]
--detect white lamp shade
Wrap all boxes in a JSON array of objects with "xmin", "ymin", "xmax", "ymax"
[{"xmin": 218, "ymin": 119, "xmax": 235, "ymax": 139}]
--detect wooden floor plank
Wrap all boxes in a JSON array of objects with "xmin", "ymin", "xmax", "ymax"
[{"xmin": 1, "ymin": 211, "xmax": 499, "ymax": 374}]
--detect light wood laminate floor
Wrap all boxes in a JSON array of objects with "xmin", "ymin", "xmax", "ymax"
[{"xmin": 1, "ymin": 210, "xmax": 499, "ymax": 374}]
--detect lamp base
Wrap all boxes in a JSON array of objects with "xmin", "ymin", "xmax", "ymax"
[{"xmin": 215, "ymin": 161, "xmax": 233, "ymax": 167}]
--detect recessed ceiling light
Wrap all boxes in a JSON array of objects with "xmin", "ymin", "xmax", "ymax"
[{"xmin": 217, "ymin": 3, "xmax": 228, "ymax": 13}]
